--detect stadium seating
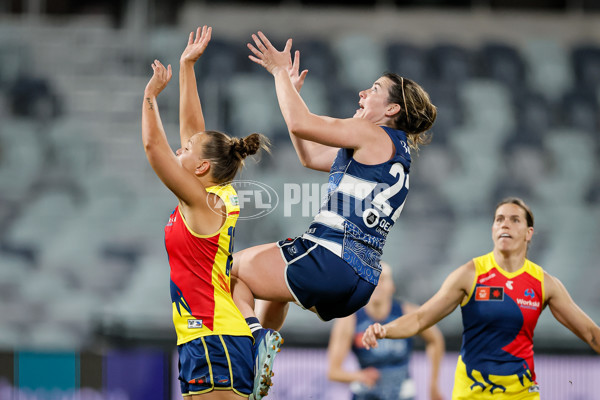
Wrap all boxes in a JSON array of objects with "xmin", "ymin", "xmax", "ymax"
[{"xmin": 0, "ymin": 17, "xmax": 598, "ymax": 351}]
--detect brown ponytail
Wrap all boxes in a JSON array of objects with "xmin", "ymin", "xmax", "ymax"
[{"xmin": 383, "ymin": 73, "xmax": 437, "ymax": 151}]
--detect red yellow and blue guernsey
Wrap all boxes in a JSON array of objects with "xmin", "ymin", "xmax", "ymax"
[
  {"xmin": 164, "ymin": 184, "xmax": 251, "ymax": 345},
  {"xmin": 453, "ymin": 252, "xmax": 545, "ymax": 399}
]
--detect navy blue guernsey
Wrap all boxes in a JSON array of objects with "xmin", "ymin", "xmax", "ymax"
[
  {"xmin": 353, "ymin": 300, "xmax": 413, "ymax": 370},
  {"xmin": 302, "ymin": 126, "xmax": 411, "ymax": 285}
]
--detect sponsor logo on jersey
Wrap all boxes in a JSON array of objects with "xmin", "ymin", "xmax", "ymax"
[
  {"xmin": 506, "ymin": 280, "xmax": 513, "ymax": 290},
  {"xmin": 475, "ymin": 286, "xmax": 504, "ymax": 301},
  {"xmin": 375, "ymin": 218, "xmax": 392, "ymax": 236},
  {"xmin": 188, "ymin": 319, "xmax": 203, "ymax": 329},
  {"xmin": 517, "ymin": 289, "xmax": 540, "ymax": 309},
  {"xmin": 166, "ymin": 211, "xmax": 176, "ymax": 227},
  {"xmin": 479, "ymin": 273, "xmax": 496, "ymax": 284}
]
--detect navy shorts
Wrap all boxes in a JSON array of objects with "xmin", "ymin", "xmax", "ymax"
[
  {"xmin": 178, "ymin": 335, "xmax": 253, "ymax": 397},
  {"xmin": 278, "ymin": 236, "xmax": 376, "ymax": 321}
]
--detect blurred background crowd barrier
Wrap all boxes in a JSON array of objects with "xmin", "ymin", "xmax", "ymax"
[
  {"xmin": 1, "ymin": 349, "xmax": 599, "ymax": 400},
  {"xmin": 0, "ymin": 0, "xmax": 599, "ymax": 398}
]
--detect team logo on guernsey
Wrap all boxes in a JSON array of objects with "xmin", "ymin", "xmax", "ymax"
[
  {"xmin": 362, "ymin": 208, "xmax": 380, "ymax": 228},
  {"xmin": 475, "ymin": 286, "xmax": 504, "ymax": 301},
  {"xmin": 529, "ymin": 385, "xmax": 540, "ymax": 393},
  {"xmin": 188, "ymin": 319, "xmax": 203, "ymax": 329}
]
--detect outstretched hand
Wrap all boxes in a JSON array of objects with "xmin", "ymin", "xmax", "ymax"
[
  {"xmin": 289, "ymin": 50, "xmax": 308, "ymax": 93},
  {"xmin": 180, "ymin": 25, "xmax": 212, "ymax": 64},
  {"xmin": 248, "ymin": 31, "xmax": 293, "ymax": 76},
  {"xmin": 362, "ymin": 323, "xmax": 387, "ymax": 350},
  {"xmin": 145, "ymin": 60, "xmax": 172, "ymax": 97}
]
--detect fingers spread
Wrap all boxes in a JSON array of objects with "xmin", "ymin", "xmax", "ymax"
[
  {"xmin": 247, "ymin": 43, "xmax": 263, "ymax": 58},
  {"xmin": 252, "ymin": 34, "xmax": 266, "ymax": 52},
  {"xmin": 257, "ymin": 31, "xmax": 272, "ymax": 48},
  {"xmin": 248, "ymin": 55, "xmax": 263, "ymax": 65}
]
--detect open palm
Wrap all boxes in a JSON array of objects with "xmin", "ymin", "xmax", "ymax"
[{"xmin": 180, "ymin": 25, "xmax": 212, "ymax": 64}]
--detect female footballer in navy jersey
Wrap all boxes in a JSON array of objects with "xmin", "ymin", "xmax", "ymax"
[
  {"xmin": 229, "ymin": 31, "xmax": 437, "ymax": 334},
  {"xmin": 328, "ymin": 262, "xmax": 445, "ymax": 400}
]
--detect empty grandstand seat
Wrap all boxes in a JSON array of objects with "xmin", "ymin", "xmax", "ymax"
[
  {"xmin": 196, "ymin": 37, "xmax": 240, "ymax": 81},
  {"xmin": 571, "ymin": 43, "xmax": 600, "ymax": 90},
  {"xmin": 299, "ymin": 77, "xmax": 331, "ymax": 116},
  {"xmin": 509, "ymin": 90, "xmax": 556, "ymax": 143},
  {"xmin": 427, "ymin": 43, "xmax": 475, "ymax": 85},
  {"xmin": 557, "ymin": 89, "xmax": 599, "ymax": 133},
  {"xmin": 478, "ymin": 42, "xmax": 526, "ymax": 88},
  {"xmin": 534, "ymin": 129, "xmax": 596, "ymax": 205},
  {"xmin": 385, "ymin": 41, "xmax": 429, "ymax": 83},
  {"xmin": 332, "ymin": 33, "xmax": 385, "ymax": 91},
  {"xmin": 4, "ymin": 189, "xmax": 78, "ymax": 251},
  {"xmin": 226, "ymin": 73, "xmax": 284, "ymax": 135},
  {"xmin": 326, "ymin": 83, "xmax": 360, "ymax": 119},
  {"xmin": 426, "ymin": 81, "xmax": 463, "ymax": 144},
  {"xmin": 0, "ymin": 118, "xmax": 44, "ymax": 202},
  {"xmin": 292, "ymin": 38, "xmax": 337, "ymax": 80},
  {"xmin": 522, "ymin": 39, "xmax": 574, "ymax": 101},
  {"xmin": 458, "ymin": 79, "xmax": 515, "ymax": 143}
]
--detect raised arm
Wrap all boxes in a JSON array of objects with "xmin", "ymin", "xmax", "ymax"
[
  {"xmin": 248, "ymin": 32, "xmax": 384, "ymax": 155},
  {"xmin": 285, "ymin": 49, "xmax": 338, "ymax": 172},
  {"xmin": 405, "ymin": 302, "xmax": 445, "ymax": 400},
  {"xmin": 142, "ymin": 60, "xmax": 209, "ymax": 208},
  {"xmin": 545, "ymin": 272, "xmax": 600, "ymax": 354},
  {"xmin": 179, "ymin": 25, "xmax": 212, "ymax": 148},
  {"xmin": 327, "ymin": 315, "xmax": 379, "ymax": 387},
  {"xmin": 363, "ymin": 262, "xmax": 474, "ymax": 350}
]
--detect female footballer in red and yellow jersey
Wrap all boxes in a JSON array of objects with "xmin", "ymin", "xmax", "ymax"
[
  {"xmin": 142, "ymin": 25, "xmax": 270, "ymax": 399},
  {"xmin": 166, "ymin": 184, "xmax": 250, "ymax": 344},
  {"xmin": 453, "ymin": 252, "xmax": 544, "ymax": 398},
  {"xmin": 362, "ymin": 197, "xmax": 600, "ymax": 399}
]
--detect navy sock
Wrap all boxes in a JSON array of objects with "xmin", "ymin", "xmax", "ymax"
[{"xmin": 245, "ymin": 317, "xmax": 263, "ymax": 340}]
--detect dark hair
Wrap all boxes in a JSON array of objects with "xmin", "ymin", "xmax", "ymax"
[
  {"xmin": 495, "ymin": 197, "xmax": 534, "ymax": 228},
  {"xmin": 383, "ymin": 73, "xmax": 437, "ymax": 151},
  {"xmin": 201, "ymin": 131, "xmax": 270, "ymax": 183}
]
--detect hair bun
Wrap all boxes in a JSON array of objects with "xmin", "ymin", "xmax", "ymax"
[
  {"xmin": 231, "ymin": 137, "xmax": 247, "ymax": 160},
  {"xmin": 233, "ymin": 133, "xmax": 264, "ymax": 160}
]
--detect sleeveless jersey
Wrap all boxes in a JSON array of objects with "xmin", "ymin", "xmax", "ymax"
[
  {"xmin": 453, "ymin": 252, "xmax": 545, "ymax": 399},
  {"xmin": 164, "ymin": 184, "xmax": 251, "ymax": 345},
  {"xmin": 353, "ymin": 300, "xmax": 413, "ymax": 370},
  {"xmin": 351, "ymin": 300, "xmax": 415, "ymax": 400},
  {"xmin": 302, "ymin": 127, "xmax": 411, "ymax": 285}
]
